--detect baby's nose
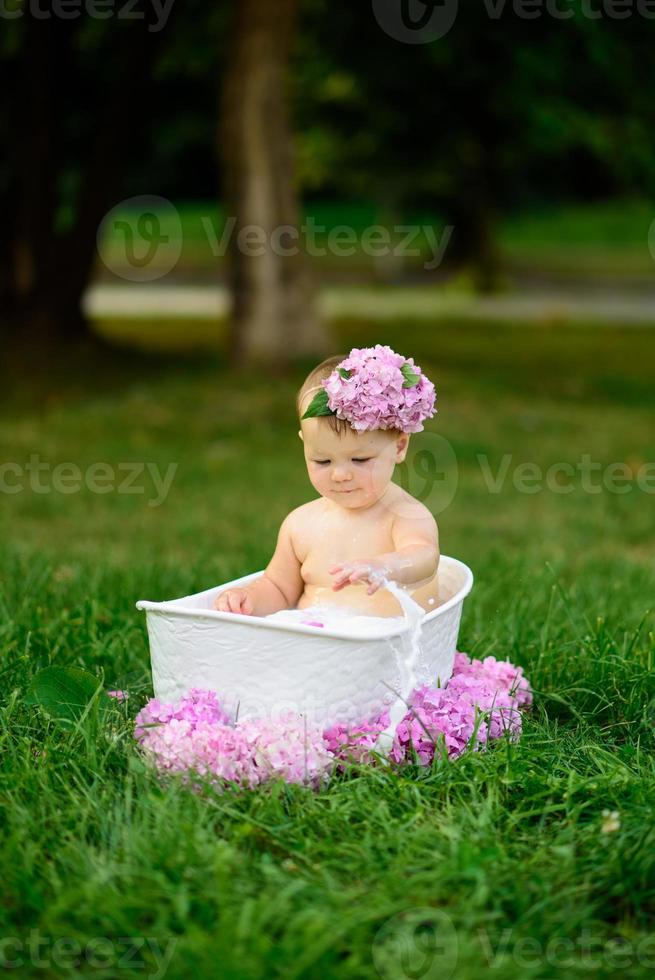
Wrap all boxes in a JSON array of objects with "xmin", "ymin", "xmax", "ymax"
[{"xmin": 332, "ymin": 466, "xmax": 352, "ymax": 482}]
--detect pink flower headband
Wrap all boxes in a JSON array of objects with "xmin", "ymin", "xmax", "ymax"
[{"xmin": 301, "ymin": 344, "xmax": 436, "ymax": 433}]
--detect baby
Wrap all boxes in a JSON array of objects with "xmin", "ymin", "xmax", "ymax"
[{"xmin": 213, "ymin": 344, "xmax": 440, "ymax": 619}]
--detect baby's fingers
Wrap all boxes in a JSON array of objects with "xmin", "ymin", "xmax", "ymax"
[
  {"xmin": 224, "ymin": 591, "xmax": 244, "ymax": 614},
  {"xmin": 332, "ymin": 568, "xmax": 372, "ymax": 591},
  {"xmin": 330, "ymin": 565, "xmax": 351, "ymax": 588},
  {"xmin": 219, "ymin": 590, "xmax": 241, "ymax": 612},
  {"xmin": 328, "ymin": 563, "xmax": 349, "ymax": 577}
]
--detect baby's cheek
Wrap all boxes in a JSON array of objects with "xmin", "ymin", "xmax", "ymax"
[
  {"xmin": 370, "ymin": 464, "xmax": 389, "ymax": 489},
  {"xmin": 309, "ymin": 473, "xmax": 324, "ymax": 494},
  {"xmin": 359, "ymin": 469, "xmax": 375, "ymax": 492}
]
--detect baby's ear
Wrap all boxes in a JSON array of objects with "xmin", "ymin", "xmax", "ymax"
[
  {"xmin": 298, "ymin": 430, "xmax": 304, "ymax": 441},
  {"xmin": 396, "ymin": 433, "xmax": 410, "ymax": 461}
]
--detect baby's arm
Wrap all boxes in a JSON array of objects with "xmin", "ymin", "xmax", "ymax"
[
  {"xmin": 386, "ymin": 509, "xmax": 440, "ymax": 584},
  {"xmin": 330, "ymin": 509, "xmax": 439, "ymax": 594},
  {"xmin": 213, "ymin": 514, "xmax": 305, "ymax": 616}
]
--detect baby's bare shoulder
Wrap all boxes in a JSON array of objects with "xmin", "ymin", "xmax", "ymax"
[
  {"xmin": 283, "ymin": 499, "xmax": 325, "ymax": 543},
  {"xmin": 283, "ymin": 500, "xmax": 329, "ymax": 563},
  {"xmin": 390, "ymin": 488, "xmax": 438, "ymax": 541},
  {"xmin": 286, "ymin": 498, "xmax": 323, "ymax": 525},
  {"xmin": 390, "ymin": 486, "xmax": 436, "ymax": 522}
]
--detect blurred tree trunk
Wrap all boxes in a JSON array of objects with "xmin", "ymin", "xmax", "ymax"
[
  {"xmin": 447, "ymin": 150, "xmax": 502, "ymax": 293},
  {"xmin": 220, "ymin": 0, "xmax": 328, "ymax": 366},
  {"xmin": 1, "ymin": 16, "xmax": 169, "ymax": 348},
  {"xmin": 453, "ymin": 199, "xmax": 501, "ymax": 294}
]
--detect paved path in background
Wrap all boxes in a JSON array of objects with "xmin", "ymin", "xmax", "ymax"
[{"xmin": 84, "ymin": 283, "xmax": 655, "ymax": 324}]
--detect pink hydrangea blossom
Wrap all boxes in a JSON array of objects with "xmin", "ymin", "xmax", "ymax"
[
  {"xmin": 135, "ymin": 691, "xmax": 332, "ymax": 788},
  {"xmin": 107, "ymin": 689, "xmax": 129, "ymax": 701},
  {"xmin": 323, "ymin": 345, "xmax": 436, "ymax": 433},
  {"xmin": 389, "ymin": 675, "xmax": 523, "ymax": 766},
  {"xmin": 323, "ymin": 708, "xmax": 391, "ymax": 766},
  {"xmin": 237, "ymin": 715, "xmax": 334, "ymax": 787},
  {"xmin": 134, "ymin": 687, "xmax": 230, "ymax": 737},
  {"xmin": 451, "ymin": 652, "xmax": 533, "ymax": 708},
  {"xmin": 133, "ymin": 654, "xmax": 531, "ymax": 790}
]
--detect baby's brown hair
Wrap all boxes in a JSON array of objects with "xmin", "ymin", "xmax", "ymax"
[
  {"xmin": 297, "ymin": 356, "xmax": 349, "ymax": 435},
  {"xmin": 296, "ymin": 355, "xmax": 402, "ymax": 438}
]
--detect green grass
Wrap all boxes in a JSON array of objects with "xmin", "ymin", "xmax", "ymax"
[
  {"xmin": 500, "ymin": 199, "xmax": 655, "ymax": 280},
  {"xmin": 1, "ymin": 317, "xmax": 655, "ymax": 978}
]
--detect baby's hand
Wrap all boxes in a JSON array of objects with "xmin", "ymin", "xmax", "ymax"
[
  {"xmin": 328, "ymin": 559, "xmax": 389, "ymax": 595},
  {"xmin": 212, "ymin": 588, "xmax": 254, "ymax": 615}
]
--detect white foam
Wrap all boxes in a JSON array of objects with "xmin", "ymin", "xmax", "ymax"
[{"xmin": 265, "ymin": 603, "xmax": 405, "ymax": 637}]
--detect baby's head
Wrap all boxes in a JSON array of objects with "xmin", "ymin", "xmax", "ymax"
[{"xmin": 297, "ymin": 355, "xmax": 411, "ymax": 511}]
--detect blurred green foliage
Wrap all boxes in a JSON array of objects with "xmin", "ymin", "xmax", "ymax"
[{"xmin": 4, "ymin": 0, "xmax": 655, "ymax": 262}]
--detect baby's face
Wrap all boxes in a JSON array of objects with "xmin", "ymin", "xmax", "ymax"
[{"xmin": 299, "ymin": 418, "xmax": 409, "ymax": 510}]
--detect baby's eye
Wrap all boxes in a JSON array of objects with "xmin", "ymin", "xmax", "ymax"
[{"xmin": 312, "ymin": 458, "xmax": 371, "ymax": 464}]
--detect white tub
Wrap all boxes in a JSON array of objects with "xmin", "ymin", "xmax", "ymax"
[{"xmin": 136, "ymin": 555, "xmax": 473, "ymax": 728}]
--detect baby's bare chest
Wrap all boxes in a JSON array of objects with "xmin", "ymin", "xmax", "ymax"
[{"xmin": 295, "ymin": 512, "xmax": 395, "ymax": 585}]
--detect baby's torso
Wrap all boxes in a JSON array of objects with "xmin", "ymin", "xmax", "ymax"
[{"xmin": 290, "ymin": 489, "xmax": 440, "ymax": 617}]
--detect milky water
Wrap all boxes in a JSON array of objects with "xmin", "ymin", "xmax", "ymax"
[
  {"xmin": 373, "ymin": 578, "xmax": 426, "ymax": 753},
  {"xmin": 266, "ymin": 578, "xmax": 427, "ymax": 753},
  {"xmin": 265, "ymin": 603, "xmax": 407, "ymax": 637}
]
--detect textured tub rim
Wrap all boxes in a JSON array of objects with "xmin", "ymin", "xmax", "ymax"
[{"xmin": 136, "ymin": 554, "xmax": 474, "ymax": 643}]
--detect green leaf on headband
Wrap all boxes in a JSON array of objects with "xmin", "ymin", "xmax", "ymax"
[
  {"xmin": 401, "ymin": 363, "xmax": 420, "ymax": 388},
  {"xmin": 338, "ymin": 368, "xmax": 352, "ymax": 379},
  {"xmin": 301, "ymin": 388, "xmax": 334, "ymax": 419}
]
